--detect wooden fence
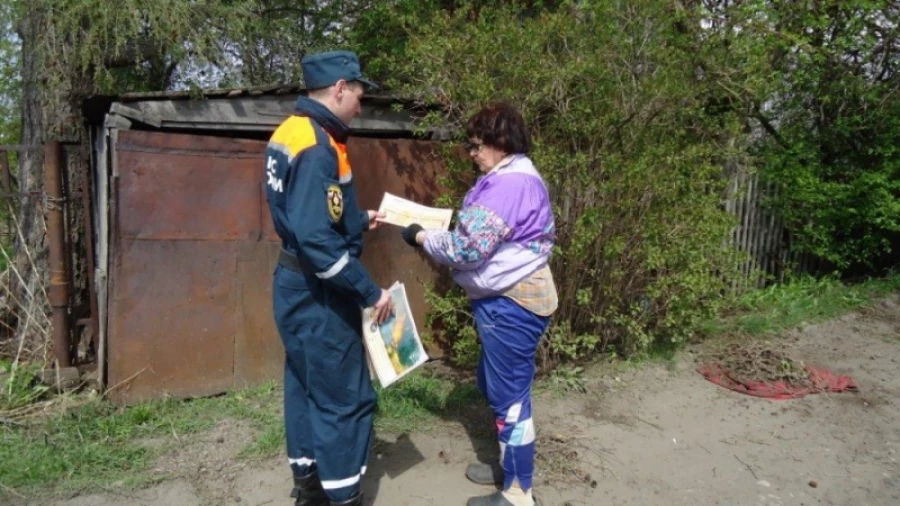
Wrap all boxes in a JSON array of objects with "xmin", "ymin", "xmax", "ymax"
[{"xmin": 725, "ymin": 166, "xmax": 824, "ymax": 293}]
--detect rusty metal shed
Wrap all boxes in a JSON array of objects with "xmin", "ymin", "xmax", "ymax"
[{"xmin": 84, "ymin": 85, "xmax": 452, "ymax": 404}]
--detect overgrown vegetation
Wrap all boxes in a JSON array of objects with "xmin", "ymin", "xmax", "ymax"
[
  {"xmin": 24, "ymin": 0, "xmax": 368, "ymax": 102},
  {"xmin": 0, "ymin": 3, "xmax": 896, "ymax": 500},
  {"xmin": 357, "ymin": 0, "xmax": 900, "ymax": 367},
  {"xmin": 0, "ymin": 381, "xmax": 291, "ymax": 494},
  {"xmin": 386, "ymin": 1, "xmax": 745, "ymax": 364},
  {"xmin": 374, "ymin": 372, "xmax": 485, "ymax": 433},
  {"xmin": 0, "ymin": 0, "xmax": 894, "ymax": 369},
  {"xmin": 0, "ymin": 371, "xmax": 484, "ymax": 496},
  {"xmin": 4, "ymin": 272, "xmax": 896, "ymax": 497},
  {"xmin": 742, "ymin": 1, "xmax": 900, "ymax": 271},
  {"xmin": 0, "ymin": 359, "xmax": 48, "ymax": 412},
  {"xmin": 702, "ymin": 272, "xmax": 900, "ymax": 339}
]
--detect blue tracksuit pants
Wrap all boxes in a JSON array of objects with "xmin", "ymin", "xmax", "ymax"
[
  {"xmin": 273, "ymin": 265, "xmax": 376, "ymax": 502},
  {"xmin": 473, "ymin": 296, "xmax": 550, "ymax": 492}
]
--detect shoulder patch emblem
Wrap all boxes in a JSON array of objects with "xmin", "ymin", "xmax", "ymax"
[{"xmin": 326, "ymin": 184, "xmax": 343, "ymax": 221}]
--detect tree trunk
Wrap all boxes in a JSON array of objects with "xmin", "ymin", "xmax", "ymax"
[
  {"xmin": 8, "ymin": 4, "xmax": 90, "ymax": 366},
  {"xmin": 8, "ymin": 5, "xmax": 52, "ymax": 363}
]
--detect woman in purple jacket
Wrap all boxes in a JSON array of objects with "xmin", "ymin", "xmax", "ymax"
[{"xmin": 401, "ymin": 103, "xmax": 557, "ymax": 506}]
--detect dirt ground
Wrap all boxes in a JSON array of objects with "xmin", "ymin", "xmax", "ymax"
[{"xmin": 20, "ymin": 294, "xmax": 900, "ymax": 506}]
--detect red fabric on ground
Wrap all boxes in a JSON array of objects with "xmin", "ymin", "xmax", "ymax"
[{"xmin": 697, "ymin": 364, "xmax": 858, "ymax": 399}]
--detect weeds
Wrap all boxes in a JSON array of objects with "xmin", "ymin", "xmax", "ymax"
[
  {"xmin": 2, "ymin": 272, "xmax": 897, "ymax": 499},
  {"xmin": 0, "ymin": 360, "xmax": 48, "ymax": 412},
  {"xmin": 0, "ymin": 382, "xmax": 281, "ymax": 495},
  {"xmin": 375, "ymin": 369, "xmax": 483, "ymax": 434},
  {"xmin": 701, "ymin": 273, "xmax": 900, "ymax": 338},
  {"xmin": 547, "ymin": 366, "xmax": 587, "ymax": 394},
  {"xmin": 0, "ymin": 369, "xmax": 483, "ymax": 496}
]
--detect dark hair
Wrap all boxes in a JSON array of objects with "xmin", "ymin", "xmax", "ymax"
[{"xmin": 465, "ymin": 102, "xmax": 531, "ymax": 155}]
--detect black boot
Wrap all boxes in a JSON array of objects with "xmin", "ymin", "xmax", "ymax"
[
  {"xmin": 329, "ymin": 493, "xmax": 363, "ymax": 506},
  {"xmin": 465, "ymin": 461, "xmax": 504, "ymax": 486},
  {"xmin": 291, "ymin": 471, "xmax": 329, "ymax": 506}
]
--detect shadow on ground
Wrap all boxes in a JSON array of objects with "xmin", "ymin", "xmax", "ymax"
[{"xmin": 363, "ymin": 369, "xmax": 498, "ymax": 504}]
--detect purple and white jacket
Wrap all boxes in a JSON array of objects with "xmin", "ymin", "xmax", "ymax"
[{"xmin": 423, "ymin": 154, "xmax": 555, "ymax": 299}]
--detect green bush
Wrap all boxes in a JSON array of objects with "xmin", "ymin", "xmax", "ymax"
[
  {"xmin": 744, "ymin": 1, "xmax": 900, "ymax": 270},
  {"xmin": 357, "ymin": 0, "xmax": 899, "ymax": 367},
  {"xmin": 423, "ymin": 282, "xmax": 480, "ymax": 367},
  {"xmin": 380, "ymin": 1, "xmax": 743, "ymax": 364}
]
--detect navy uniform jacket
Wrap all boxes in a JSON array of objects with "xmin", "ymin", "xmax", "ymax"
[{"xmin": 264, "ymin": 97, "xmax": 381, "ymax": 308}]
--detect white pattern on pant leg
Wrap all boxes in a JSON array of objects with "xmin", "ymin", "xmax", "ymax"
[
  {"xmin": 506, "ymin": 402, "xmax": 522, "ymax": 423},
  {"xmin": 508, "ymin": 418, "xmax": 535, "ymax": 446}
]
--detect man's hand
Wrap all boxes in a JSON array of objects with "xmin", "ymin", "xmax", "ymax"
[
  {"xmin": 366, "ymin": 210, "xmax": 387, "ymax": 231},
  {"xmin": 372, "ymin": 288, "xmax": 395, "ymax": 324}
]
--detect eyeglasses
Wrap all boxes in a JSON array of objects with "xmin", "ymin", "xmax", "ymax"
[{"xmin": 463, "ymin": 140, "xmax": 484, "ymax": 154}]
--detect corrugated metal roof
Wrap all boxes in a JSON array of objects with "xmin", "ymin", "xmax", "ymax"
[
  {"xmin": 116, "ymin": 83, "xmax": 413, "ymax": 106},
  {"xmin": 84, "ymin": 83, "xmax": 446, "ymax": 138},
  {"xmin": 83, "ymin": 83, "xmax": 431, "ymax": 134}
]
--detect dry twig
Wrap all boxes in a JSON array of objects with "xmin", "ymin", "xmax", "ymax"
[
  {"xmin": 734, "ymin": 454, "xmax": 759, "ymax": 480},
  {"xmin": 0, "ymin": 481, "xmax": 25, "ymax": 499}
]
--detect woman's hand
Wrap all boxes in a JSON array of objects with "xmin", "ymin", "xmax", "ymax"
[{"xmin": 401, "ymin": 224, "xmax": 425, "ymax": 247}]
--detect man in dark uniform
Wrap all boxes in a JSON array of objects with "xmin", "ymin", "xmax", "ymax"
[{"xmin": 264, "ymin": 50, "xmax": 393, "ymax": 506}]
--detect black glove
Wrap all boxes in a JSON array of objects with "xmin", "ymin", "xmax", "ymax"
[{"xmin": 401, "ymin": 223, "xmax": 424, "ymax": 247}]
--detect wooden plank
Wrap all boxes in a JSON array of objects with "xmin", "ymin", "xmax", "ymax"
[
  {"xmin": 771, "ymin": 182, "xmax": 783, "ymax": 281},
  {"xmin": 104, "ymin": 114, "xmax": 132, "ymax": 130},
  {"xmin": 727, "ymin": 169, "xmax": 741, "ymax": 294},
  {"xmin": 758, "ymin": 179, "xmax": 771, "ymax": 284},
  {"xmin": 110, "ymin": 103, "xmax": 163, "ymax": 128},
  {"xmin": 125, "ymin": 96, "xmax": 421, "ymax": 134},
  {"xmin": 745, "ymin": 173, "xmax": 757, "ymax": 287},
  {"xmin": 748, "ymin": 174, "xmax": 763, "ymax": 287},
  {"xmin": 748, "ymin": 173, "xmax": 759, "ymax": 286},
  {"xmin": 766, "ymin": 181, "xmax": 780, "ymax": 281},
  {"xmin": 98, "ymin": 127, "xmax": 115, "ymax": 390},
  {"xmin": 738, "ymin": 170, "xmax": 752, "ymax": 291},
  {"xmin": 787, "ymin": 230, "xmax": 798, "ymax": 274},
  {"xmin": 0, "ymin": 144, "xmax": 41, "ymax": 151}
]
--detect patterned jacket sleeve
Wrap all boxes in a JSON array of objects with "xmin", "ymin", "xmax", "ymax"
[{"xmin": 422, "ymin": 203, "xmax": 512, "ymax": 271}]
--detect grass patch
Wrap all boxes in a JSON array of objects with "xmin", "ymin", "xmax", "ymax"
[
  {"xmin": 4, "ymin": 272, "xmax": 895, "ymax": 498},
  {"xmin": 375, "ymin": 369, "xmax": 483, "ymax": 434},
  {"xmin": 558, "ymin": 272, "xmax": 900, "ymax": 384},
  {"xmin": 1, "ymin": 360, "xmax": 50, "ymax": 412},
  {"xmin": 0, "ymin": 382, "xmax": 282, "ymax": 496},
  {"xmin": 701, "ymin": 273, "xmax": 900, "ymax": 338},
  {"xmin": 221, "ymin": 369, "xmax": 486, "ymax": 453},
  {"xmin": 0, "ymin": 369, "xmax": 482, "ymax": 498}
]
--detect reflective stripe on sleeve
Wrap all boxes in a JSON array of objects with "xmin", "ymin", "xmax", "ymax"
[{"xmin": 316, "ymin": 252, "xmax": 350, "ymax": 280}]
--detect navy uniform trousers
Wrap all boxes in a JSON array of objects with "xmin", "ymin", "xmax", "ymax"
[{"xmin": 273, "ymin": 264, "xmax": 376, "ymax": 502}]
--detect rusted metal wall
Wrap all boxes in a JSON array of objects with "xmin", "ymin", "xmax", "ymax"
[{"xmin": 107, "ymin": 130, "xmax": 449, "ymax": 404}]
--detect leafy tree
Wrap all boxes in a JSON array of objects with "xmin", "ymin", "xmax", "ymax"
[
  {"xmin": 0, "ymin": 2, "xmax": 19, "ymax": 149},
  {"xmin": 747, "ymin": 0, "xmax": 900, "ymax": 271},
  {"xmin": 4, "ymin": 0, "xmax": 896, "ymax": 367},
  {"xmin": 685, "ymin": 0, "xmax": 900, "ymax": 271}
]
